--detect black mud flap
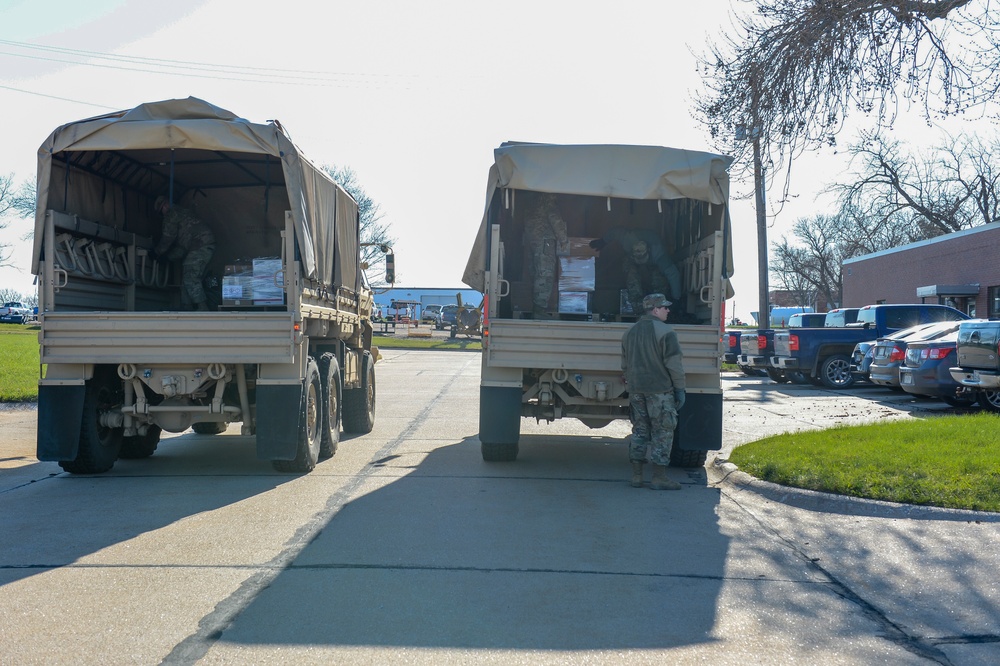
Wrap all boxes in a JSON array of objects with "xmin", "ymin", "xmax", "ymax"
[
  {"xmin": 255, "ymin": 384, "xmax": 303, "ymax": 461},
  {"xmin": 37, "ymin": 384, "xmax": 86, "ymax": 461},
  {"xmin": 674, "ymin": 392, "xmax": 722, "ymax": 451},
  {"xmin": 479, "ymin": 385, "xmax": 522, "ymax": 445}
]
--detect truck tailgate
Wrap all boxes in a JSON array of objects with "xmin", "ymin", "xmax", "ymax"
[
  {"xmin": 773, "ymin": 331, "xmax": 790, "ymax": 356},
  {"xmin": 956, "ymin": 321, "xmax": 1000, "ymax": 370},
  {"xmin": 39, "ymin": 312, "xmax": 296, "ymax": 365},
  {"xmin": 487, "ymin": 320, "xmax": 721, "ymax": 390}
]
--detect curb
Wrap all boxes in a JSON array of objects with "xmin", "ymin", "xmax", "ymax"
[{"xmin": 707, "ymin": 457, "xmax": 1000, "ymax": 522}]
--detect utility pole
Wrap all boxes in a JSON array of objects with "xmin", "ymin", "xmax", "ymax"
[{"xmin": 752, "ymin": 131, "xmax": 769, "ymax": 328}]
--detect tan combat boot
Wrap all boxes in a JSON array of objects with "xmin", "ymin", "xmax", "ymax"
[
  {"xmin": 630, "ymin": 462, "xmax": 645, "ymax": 488},
  {"xmin": 650, "ymin": 465, "xmax": 681, "ymax": 490}
]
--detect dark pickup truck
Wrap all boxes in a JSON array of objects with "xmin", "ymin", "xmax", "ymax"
[
  {"xmin": 949, "ymin": 320, "xmax": 1000, "ymax": 412},
  {"xmin": 739, "ymin": 309, "xmax": 855, "ymax": 383},
  {"xmin": 737, "ymin": 328, "xmax": 787, "ymax": 382},
  {"xmin": 771, "ymin": 304, "xmax": 968, "ymax": 389}
]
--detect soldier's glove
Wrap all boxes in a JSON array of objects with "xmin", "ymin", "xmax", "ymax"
[
  {"xmin": 673, "ymin": 389, "xmax": 686, "ymax": 411},
  {"xmin": 589, "ymin": 238, "xmax": 606, "ymax": 251}
]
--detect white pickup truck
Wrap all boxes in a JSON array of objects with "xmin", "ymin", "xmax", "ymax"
[{"xmin": 0, "ymin": 301, "xmax": 31, "ymax": 323}]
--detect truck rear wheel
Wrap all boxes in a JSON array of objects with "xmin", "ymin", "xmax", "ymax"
[
  {"xmin": 669, "ymin": 446, "xmax": 707, "ymax": 468},
  {"xmin": 273, "ymin": 357, "xmax": 322, "ymax": 473},
  {"xmin": 318, "ymin": 352, "xmax": 342, "ymax": 458},
  {"xmin": 818, "ymin": 354, "xmax": 855, "ymax": 389},
  {"xmin": 119, "ymin": 426, "xmax": 162, "ymax": 459},
  {"xmin": 343, "ymin": 351, "xmax": 376, "ymax": 433},
  {"xmin": 59, "ymin": 368, "xmax": 124, "ymax": 474},
  {"xmin": 479, "ymin": 386, "xmax": 521, "ymax": 462}
]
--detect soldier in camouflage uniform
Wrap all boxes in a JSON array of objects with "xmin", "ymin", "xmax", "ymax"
[
  {"xmin": 621, "ymin": 293, "xmax": 686, "ymax": 490},
  {"xmin": 523, "ymin": 194, "xmax": 569, "ymax": 317},
  {"xmin": 590, "ymin": 228, "xmax": 682, "ymax": 316},
  {"xmin": 153, "ymin": 196, "xmax": 216, "ymax": 311}
]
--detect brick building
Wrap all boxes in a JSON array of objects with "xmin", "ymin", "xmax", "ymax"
[{"xmin": 842, "ymin": 224, "xmax": 1000, "ymax": 318}]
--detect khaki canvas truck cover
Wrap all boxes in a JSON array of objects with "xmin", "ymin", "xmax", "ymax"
[
  {"xmin": 462, "ymin": 141, "xmax": 735, "ymax": 296},
  {"xmin": 32, "ymin": 96, "xmax": 360, "ymax": 292}
]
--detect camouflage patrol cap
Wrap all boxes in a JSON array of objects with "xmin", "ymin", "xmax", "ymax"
[
  {"xmin": 642, "ymin": 293, "xmax": 672, "ymax": 311},
  {"xmin": 631, "ymin": 240, "xmax": 649, "ymax": 264}
]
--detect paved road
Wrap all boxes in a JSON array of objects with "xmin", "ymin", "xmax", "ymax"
[{"xmin": 1, "ymin": 355, "xmax": 998, "ymax": 664}]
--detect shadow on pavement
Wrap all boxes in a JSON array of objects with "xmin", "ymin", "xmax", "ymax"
[{"xmin": 215, "ymin": 434, "xmax": 728, "ymax": 651}]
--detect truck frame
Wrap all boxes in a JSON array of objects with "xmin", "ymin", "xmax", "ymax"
[
  {"xmin": 32, "ymin": 98, "xmax": 379, "ymax": 475},
  {"xmin": 463, "ymin": 142, "xmax": 735, "ymax": 467}
]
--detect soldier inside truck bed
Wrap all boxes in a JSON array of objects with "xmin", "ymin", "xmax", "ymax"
[
  {"xmin": 590, "ymin": 227, "xmax": 682, "ymax": 317},
  {"xmin": 152, "ymin": 196, "xmax": 217, "ymax": 311}
]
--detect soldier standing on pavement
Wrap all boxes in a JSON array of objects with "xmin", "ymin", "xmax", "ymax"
[
  {"xmin": 621, "ymin": 293, "xmax": 686, "ymax": 490},
  {"xmin": 524, "ymin": 194, "xmax": 569, "ymax": 318},
  {"xmin": 152, "ymin": 196, "xmax": 216, "ymax": 311}
]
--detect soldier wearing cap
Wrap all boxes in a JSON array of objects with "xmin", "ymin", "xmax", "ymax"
[
  {"xmin": 590, "ymin": 228, "xmax": 682, "ymax": 316},
  {"xmin": 621, "ymin": 292, "xmax": 686, "ymax": 490},
  {"xmin": 152, "ymin": 196, "xmax": 216, "ymax": 311}
]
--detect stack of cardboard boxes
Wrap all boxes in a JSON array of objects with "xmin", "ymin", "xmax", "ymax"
[
  {"xmin": 222, "ymin": 257, "xmax": 284, "ymax": 307},
  {"xmin": 557, "ymin": 237, "xmax": 596, "ymax": 315}
]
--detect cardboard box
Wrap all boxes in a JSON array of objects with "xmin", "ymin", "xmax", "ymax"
[
  {"xmin": 252, "ymin": 257, "xmax": 284, "ymax": 305},
  {"xmin": 222, "ymin": 264, "xmax": 253, "ymax": 306},
  {"xmin": 568, "ymin": 237, "xmax": 598, "ymax": 258},
  {"xmin": 558, "ymin": 256, "xmax": 595, "ymax": 292},
  {"xmin": 558, "ymin": 291, "xmax": 591, "ymax": 314}
]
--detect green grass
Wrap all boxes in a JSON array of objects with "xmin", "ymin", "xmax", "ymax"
[
  {"xmin": 729, "ymin": 414, "xmax": 1000, "ymax": 512},
  {"xmin": 0, "ymin": 323, "xmax": 40, "ymax": 402},
  {"xmin": 373, "ymin": 334, "xmax": 481, "ymax": 351}
]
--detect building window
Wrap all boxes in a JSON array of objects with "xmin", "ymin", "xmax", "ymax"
[{"xmin": 990, "ymin": 286, "xmax": 1000, "ymax": 318}]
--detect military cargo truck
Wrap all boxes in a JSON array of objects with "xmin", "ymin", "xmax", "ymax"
[
  {"xmin": 463, "ymin": 142, "xmax": 734, "ymax": 467},
  {"xmin": 32, "ymin": 97, "xmax": 380, "ymax": 474}
]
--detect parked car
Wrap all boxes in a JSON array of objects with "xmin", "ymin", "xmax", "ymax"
[
  {"xmin": 898, "ymin": 330, "xmax": 979, "ymax": 407},
  {"xmin": 421, "ymin": 304, "xmax": 444, "ymax": 329},
  {"xmin": 850, "ymin": 340, "xmax": 877, "ymax": 382},
  {"xmin": 868, "ymin": 321, "xmax": 965, "ymax": 389},
  {"xmin": 440, "ymin": 304, "xmax": 460, "ymax": 328}
]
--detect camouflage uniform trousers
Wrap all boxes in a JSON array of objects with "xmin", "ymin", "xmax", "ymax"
[
  {"xmin": 166, "ymin": 244, "xmax": 215, "ymax": 307},
  {"xmin": 628, "ymin": 391, "xmax": 678, "ymax": 466},
  {"xmin": 532, "ymin": 238, "xmax": 558, "ymax": 313}
]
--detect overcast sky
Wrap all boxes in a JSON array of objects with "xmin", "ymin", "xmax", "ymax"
[{"xmin": 0, "ymin": 0, "xmax": 984, "ymax": 322}]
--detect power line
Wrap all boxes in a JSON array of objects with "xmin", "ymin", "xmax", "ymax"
[
  {"xmin": 0, "ymin": 83, "xmax": 117, "ymax": 110},
  {"xmin": 0, "ymin": 38, "xmax": 419, "ymax": 87}
]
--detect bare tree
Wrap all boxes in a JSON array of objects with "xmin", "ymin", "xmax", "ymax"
[
  {"xmin": 832, "ymin": 132, "xmax": 1000, "ymax": 238},
  {"xmin": 0, "ymin": 287, "xmax": 35, "ymax": 307},
  {"xmin": 771, "ymin": 212, "xmax": 866, "ymax": 310},
  {"xmin": 0, "ymin": 174, "xmax": 18, "ymax": 266},
  {"xmin": 322, "ymin": 165, "xmax": 395, "ymax": 288},
  {"xmin": 695, "ymin": 0, "xmax": 1000, "ymax": 191}
]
